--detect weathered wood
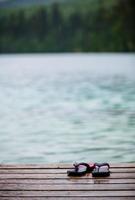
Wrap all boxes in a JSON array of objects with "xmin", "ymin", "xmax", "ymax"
[
  {"xmin": 0, "ymin": 190, "xmax": 135, "ymax": 197},
  {"xmin": 0, "ymin": 178, "xmax": 135, "ymax": 184},
  {"xmin": 0, "ymin": 173, "xmax": 135, "ymax": 179},
  {"xmin": 0, "ymin": 168, "xmax": 135, "ymax": 174},
  {"xmin": 0, "ymin": 198, "xmax": 135, "ymax": 200},
  {"xmin": 0, "ymin": 164, "xmax": 135, "ymax": 199},
  {"xmin": 0, "ymin": 183, "xmax": 134, "ymax": 191}
]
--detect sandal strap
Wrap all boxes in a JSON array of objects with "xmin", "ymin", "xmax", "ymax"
[
  {"xmin": 73, "ymin": 162, "xmax": 93, "ymax": 171},
  {"xmin": 73, "ymin": 163, "xmax": 79, "ymax": 172},
  {"xmin": 95, "ymin": 163, "xmax": 110, "ymax": 169}
]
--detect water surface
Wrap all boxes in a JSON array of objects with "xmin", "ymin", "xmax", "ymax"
[{"xmin": 0, "ymin": 53, "xmax": 135, "ymax": 163}]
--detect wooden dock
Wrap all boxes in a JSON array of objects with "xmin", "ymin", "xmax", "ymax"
[{"xmin": 0, "ymin": 163, "xmax": 135, "ymax": 199}]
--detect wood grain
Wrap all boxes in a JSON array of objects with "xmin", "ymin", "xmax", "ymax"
[
  {"xmin": 0, "ymin": 178, "xmax": 135, "ymax": 184},
  {"xmin": 0, "ymin": 190, "xmax": 135, "ymax": 197},
  {"xmin": 0, "ymin": 173, "xmax": 135, "ymax": 179},
  {"xmin": 0, "ymin": 183, "xmax": 134, "ymax": 191},
  {"xmin": 0, "ymin": 168, "xmax": 135, "ymax": 174},
  {"xmin": 0, "ymin": 164, "xmax": 135, "ymax": 199}
]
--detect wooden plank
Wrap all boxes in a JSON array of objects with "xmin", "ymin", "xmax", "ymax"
[
  {"xmin": 0, "ymin": 163, "xmax": 135, "ymax": 169},
  {"xmin": 0, "ymin": 173, "xmax": 135, "ymax": 179},
  {"xmin": 0, "ymin": 178, "xmax": 135, "ymax": 184},
  {"xmin": 0, "ymin": 168, "xmax": 135, "ymax": 174},
  {"xmin": 0, "ymin": 183, "xmax": 134, "ymax": 191},
  {"xmin": 0, "ymin": 164, "xmax": 135, "ymax": 199},
  {"xmin": 0, "ymin": 197, "xmax": 135, "ymax": 200},
  {"xmin": 0, "ymin": 190, "xmax": 135, "ymax": 197}
]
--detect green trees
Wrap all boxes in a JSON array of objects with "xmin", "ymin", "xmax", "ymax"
[
  {"xmin": 30, "ymin": 7, "xmax": 48, "ymax": 38},
  {"xmin": 112, "ymin": 0, "xmax": 135, "ymax": 51},
  {"xmin": 0, "ymin": 0, "xmax": 134, "ymax": 53}
]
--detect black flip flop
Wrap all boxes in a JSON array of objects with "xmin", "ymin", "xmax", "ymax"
[
  {"xmin": 67, "ymin": 162, "xmax": 95, "ymax": 176},
  {"xmin": 92, "ymin": 163, "xmax": 110, "ymax": 177}
]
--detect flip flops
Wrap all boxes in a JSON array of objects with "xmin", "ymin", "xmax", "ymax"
[
  {"xmin": 67, "ymin": 162, "xmax": 110, "ymax": 177},
  {"xmin": 67, "ymin": 162, "xmax": 95, "ymax": 176},
  {"xmin": 92, "ymin": 163, "xmax": 110, "ymax": 177}
]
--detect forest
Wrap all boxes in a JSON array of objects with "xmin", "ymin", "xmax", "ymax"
[{"xmin": 0, "ymin": 0, "xmax": 134, "ymax": 53}]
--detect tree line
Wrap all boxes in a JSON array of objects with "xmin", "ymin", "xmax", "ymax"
[{"xmin": 0, "ymin": 0, "xmax": 134, "ymax": 53}]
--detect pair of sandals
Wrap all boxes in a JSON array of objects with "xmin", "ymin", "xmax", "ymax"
[{"xmin": 67, "ymin": 162, "xmax": 110, "ymax": 177}]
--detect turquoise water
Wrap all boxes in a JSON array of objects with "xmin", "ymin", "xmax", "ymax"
[{"xmin": 0, "ymin": 53, "xmax": 135, "ymax": 164}]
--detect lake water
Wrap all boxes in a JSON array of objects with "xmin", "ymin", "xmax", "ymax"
[{"xmin": 0, "ymin": 53, "xmax": 135, "ymax": 164}]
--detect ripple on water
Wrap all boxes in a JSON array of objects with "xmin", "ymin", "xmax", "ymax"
[{"xmin": 0, "ymin": 54, "xmax": 135, "ymax": 163}]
